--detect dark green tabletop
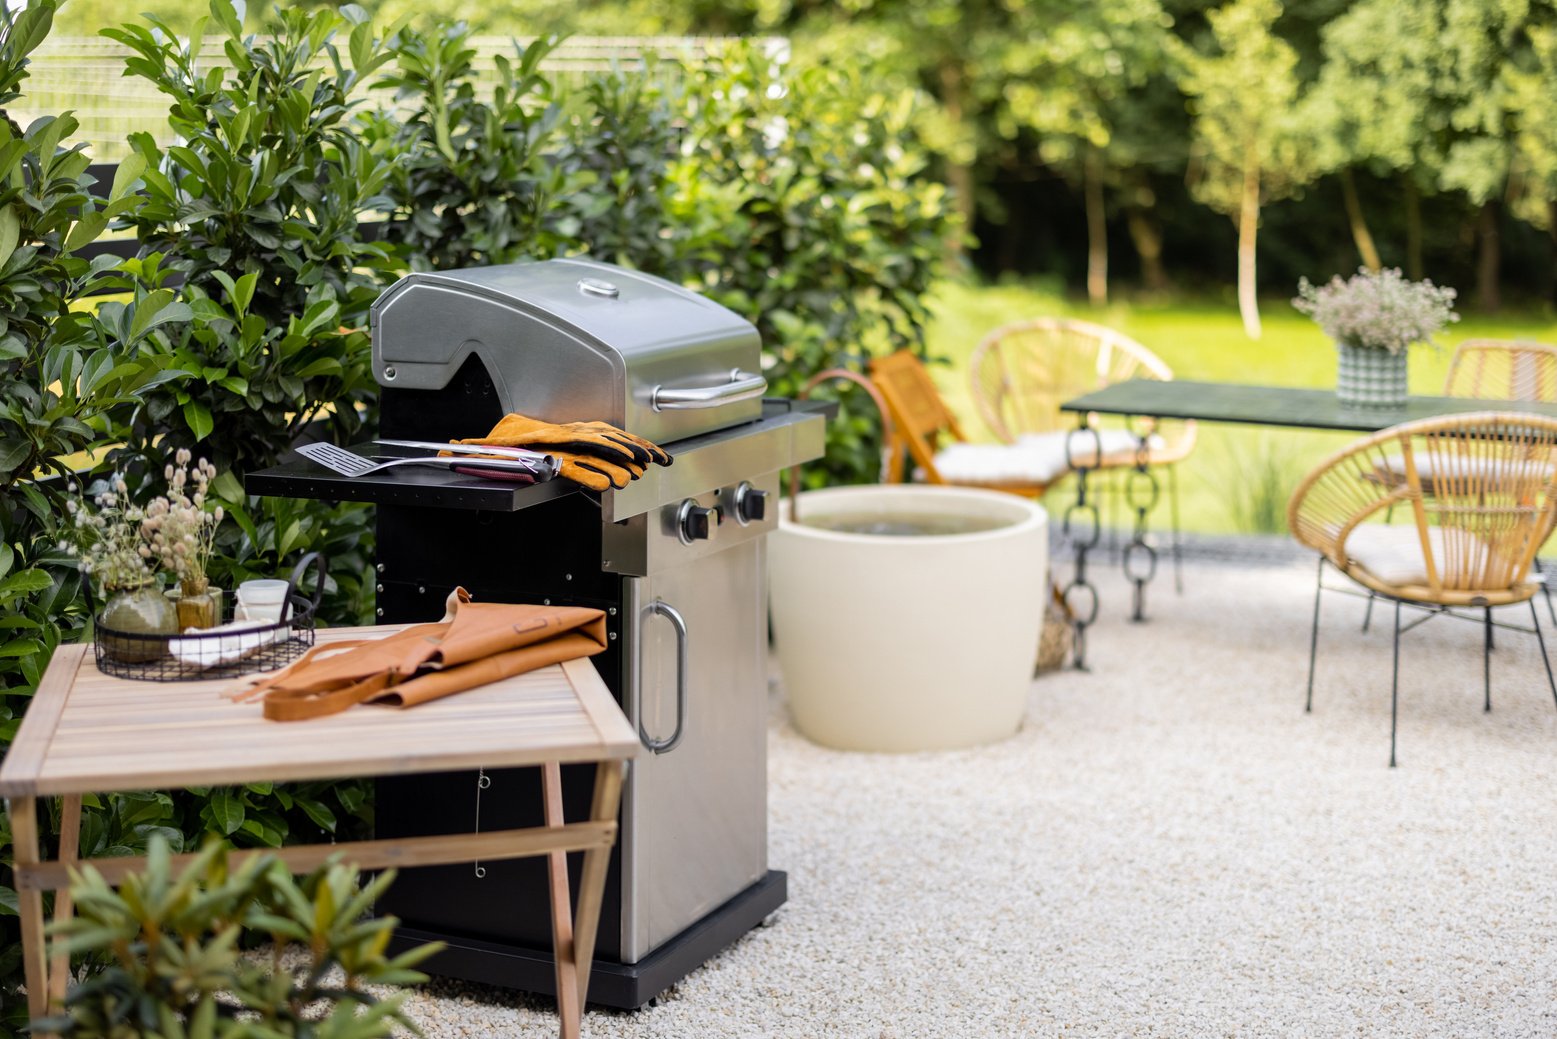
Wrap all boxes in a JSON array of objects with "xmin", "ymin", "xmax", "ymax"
[{"xmin": 1059, "ymin": 379, "xmax": 1557, "ymax": 433}]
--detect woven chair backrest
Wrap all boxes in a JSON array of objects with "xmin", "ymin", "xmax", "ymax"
[
  {"xmin": 970, "ymin": 318, "xmax": 1172, "ymax": 443},
  {"xmin": 868, "ymin": 350, "xmax": 965, "ymax": 483},
  {"xmin": 1290, "ymin": 412, "xmax": 1557, "ymax": 595},
  {"xmin": 1445, "ymin": 339, "xmax": 1557, "ymax": 403}
]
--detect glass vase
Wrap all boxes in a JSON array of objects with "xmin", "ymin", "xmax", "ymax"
[
  {"xmin": 98, "ymin": 580, "xmax": 179, "ymax": 663},
  {"xmin": 176, "ymin": 578, "xmax": 220, "ymax": 631}
]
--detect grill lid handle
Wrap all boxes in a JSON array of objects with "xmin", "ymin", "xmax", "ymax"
[{"xmin": 651, "ymin": 369, "xmax": 768, "ymax": 411}]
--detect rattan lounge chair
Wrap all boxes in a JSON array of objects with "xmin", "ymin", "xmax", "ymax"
[
  {"xmin": 1288, "ymin": 412, "xmax": 1557, "ymax": 766},
  {"xmin": 968, "ymin": 318, "xmax": 1197, "ymax": 587}
]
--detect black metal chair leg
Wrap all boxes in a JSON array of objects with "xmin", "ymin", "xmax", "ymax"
[
  {"xmin": 1361, "ymin": 593, "xmax": 1375, "ymax": 633},
  {"xmin": 1535, "ymin": 557, "xmax": 1557, "ymax": 626},
  {"xmin": 1483, "ymin": 606, "xmax": 1493, "ymax": 712},
  {"xmin": 1169, "ymin": 463, "xmax": 1184, "ymax": 595},
  {"xmin": 1306, "ymin": 556, "xmax": 1324, "ymax": 713},
  {"xmin": 1531, "ymin": 598, "xmax": 1557, "ymax": 711},
  {"xmin": 1390, "ymin": 598, "xmax": 1401, "ymax": 768}
]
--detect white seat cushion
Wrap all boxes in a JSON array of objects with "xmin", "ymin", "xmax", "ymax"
[
  {"xmin": 929, "ymin": 429, "xmax": 1168, "ymax": 487},
  {"xmin": 1379, "ymin": 452, "xmax": 1556, "ymax": 486},
  {"xmin": 1017, "ymin": 429, "xmax": 1166, "ymax": 469},
  {"xmin": 931, "ymin": 440, "xmax": 1071, "ymax": 486},
  {"xmin": 1344, "ymin": 525, "xmax": 1456, "ymax": 587}
]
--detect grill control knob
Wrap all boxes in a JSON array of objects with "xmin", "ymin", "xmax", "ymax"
[
  {"xmin": 732, "ymin": 482, "xmax": 768, "ymax": 525},
  {"xmin": 677, "ymin": 500, "xmax": 721, "ymax": 544}
]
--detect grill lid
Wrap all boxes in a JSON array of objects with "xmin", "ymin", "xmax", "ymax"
[{"xmin": 371, "ymin": 258, "xmax": 765, "ymax": 445}]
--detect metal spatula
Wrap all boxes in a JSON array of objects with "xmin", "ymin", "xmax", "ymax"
[{"xmin": 296, "ymin": 442, "xmax": 554, "ymax": 480}]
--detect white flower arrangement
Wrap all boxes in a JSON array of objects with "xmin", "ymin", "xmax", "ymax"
[
  {"xmin": 1293, "ymin": 267, "xmax": 1459, "ymax": 354},
  {"xmin": 63, "ymin": 475, "xmax": 153, "ymax": 591},
  {"xmin": 142, "ymin": 449, "xmax": 224, "ymax": 590},
  {"xmin": 63, "ymin": 450, "xmax": 226, "ymax": 593}
]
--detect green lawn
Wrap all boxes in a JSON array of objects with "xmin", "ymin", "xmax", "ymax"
[{"xmin": 919, "ymin": 280, "xmax": 1557, "ymax": 535}]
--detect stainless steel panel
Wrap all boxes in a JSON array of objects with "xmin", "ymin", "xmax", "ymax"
[
  {"xmin": 619, "ymin": 539, "xmax": 768, "ymax": 962},
  {"xmin": 371, "ymin": 259, "xmax": 762, "ymax": 444},
  {"xmin": 602, "ymin": 473, "xmax": 777, "ymax": 577},
  {"xmin": 600, "ymin": 404, "xmax": 825, "ymax": 524}
]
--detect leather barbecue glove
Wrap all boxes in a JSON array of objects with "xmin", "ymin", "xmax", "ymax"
[
  {"xmin": 548, "ymin": 451, "xmax": 642, "ymax": 492},
  {"xmin": 459, "ymin": 413, "xmax": 672, "ymax": 469}
]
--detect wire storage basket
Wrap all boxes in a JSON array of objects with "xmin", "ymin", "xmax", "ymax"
[{"xmin": 92, "ymin": 553, "xmax": 325, "ymax": 682}]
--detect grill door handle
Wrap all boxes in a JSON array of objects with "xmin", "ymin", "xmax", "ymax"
[
  {"xmin": 651, "ymin": 369, "xmax": 767, "ymax": 411},
  {"xmin": 638, "ymin": 600, "xmax": 689, "ymax": 754}
]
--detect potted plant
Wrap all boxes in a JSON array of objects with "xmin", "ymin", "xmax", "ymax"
[
  {"xmin": 39, "ymin": 838, "xmax": 438, "ymax": 1039},
  {"xmin": 1293, "ymin": 267, "xmax": 1459, "ymax": 408}
]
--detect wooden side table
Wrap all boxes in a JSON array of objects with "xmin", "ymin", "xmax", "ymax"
[{"xmin": 0, "ymin": 627, "xmax": 639, "ymax": 1039}]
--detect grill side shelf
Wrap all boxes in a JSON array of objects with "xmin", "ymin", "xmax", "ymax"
[{"xmin": 245, "ymin": 460, "xmax": 582, "ymax": 513}]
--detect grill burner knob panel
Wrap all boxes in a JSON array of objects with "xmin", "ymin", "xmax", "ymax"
[
  {"xmin": 677, "ymin": 499, "xmax": 721, "ymax": 545},
  {"xmin": 732, "ymin": 482, "xmax": 768, "ymax": 525}
]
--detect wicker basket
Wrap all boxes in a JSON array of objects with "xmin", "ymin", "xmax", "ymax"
[{"xmin": 1035, "ymin": 579, "xmax": 1074, "ymax": 673}]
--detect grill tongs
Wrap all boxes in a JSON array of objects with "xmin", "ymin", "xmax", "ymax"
[{"xmin": 297, "ymin": 441, "xmax": 558, "ymax": 482}]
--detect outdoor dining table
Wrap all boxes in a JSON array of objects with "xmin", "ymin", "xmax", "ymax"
[
  {"xmin": 1056, "ymin": 379, "xmax": 1557, "ymax": 667},
  {"xmin": 0, "ymin": 626, "xmax": 639, "ymax": 1039}
]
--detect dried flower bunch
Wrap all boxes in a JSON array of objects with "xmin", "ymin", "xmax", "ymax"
[
  {"xmin": 1293, "ymin": 267, "xmax": 1460, "ymax": 354},
  {"xmin": 63, "ymin": 475, "xmax": 152, "ymax": 591},
  {"xmin": 143, "ymin": 449, "xmax": 224, "ymax": 589},
  {"xmin": 63, "ymin": 449, "xmax": 226, "ymax": 593}
]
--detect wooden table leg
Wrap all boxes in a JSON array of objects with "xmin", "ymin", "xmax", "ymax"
[
  {"xmin": 8, "ymin": 796, "xmax": 48, "ymax": 1022},
  {"xmin": 541, "ymin": 763, "xmax": 580, "ymax": 1039},
  {"xmin": 572, "ymin": 760, "xmax": 624, "ymax": 1013},
  {"xmin": 47, "ymin": 794, "xmax": 82, "ymax": 1009}
]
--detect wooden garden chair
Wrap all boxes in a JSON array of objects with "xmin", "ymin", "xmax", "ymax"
[
  {"xmin": 867, "ymin": 350, "xmax": 1067, "ymax": 499},
  {"xmin": 1288, "ymin": 411, "xmax": 1557, "ymax": 766},
  {"xmin": 967, "ymin": 318, "xmax": 1197, "ymax": 588}
]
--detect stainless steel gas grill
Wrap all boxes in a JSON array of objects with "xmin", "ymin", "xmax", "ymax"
[{"xmin": 247, "ymin": 258, "xmax": 825, "ymax": 1008}]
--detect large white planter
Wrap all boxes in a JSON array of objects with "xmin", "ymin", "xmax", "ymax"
[{"xmin": 770, "ymin": 485, "xmax": 1048, "ymax": 752}]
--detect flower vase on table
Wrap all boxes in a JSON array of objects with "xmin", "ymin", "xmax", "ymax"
[
  {"xmin": 98, "ymin": 580, "xmax": 179, "ymax": 662},
  {"xmin": 175, "ymin": 578, "xmax": 221, "ymax": 630},
  {"xmin": 1293, "ymin": 267, "xmax": 1458, "ymax": 409},
  {"xmin": 1335, "ymin": 341, "xmax": 1409, "ymax": 408}
]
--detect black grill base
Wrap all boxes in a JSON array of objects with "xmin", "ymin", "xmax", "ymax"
[{"xmin": 388, "ymin": 870, "xmax": 786, "ymax": 1010}]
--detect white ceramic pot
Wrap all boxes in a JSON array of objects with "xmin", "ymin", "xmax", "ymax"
[{"xmin": 770, "ymin": 485, "xmax": 1048, "ymax": 752}]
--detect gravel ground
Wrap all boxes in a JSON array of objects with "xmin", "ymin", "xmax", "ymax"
[{"xmin": 399, "ymin": 556, "xmax": 1557, "ymax": 1038}]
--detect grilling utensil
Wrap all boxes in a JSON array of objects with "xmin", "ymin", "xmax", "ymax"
[{"xmin": 296, "ymin": 442, "xmax": 556, "ymax": 480}]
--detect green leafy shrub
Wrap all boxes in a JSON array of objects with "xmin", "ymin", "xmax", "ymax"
[
  {"xmin": 0, "ymin": 3, "xmax": 199, "ymax": 1030},
  {"xmin": 373, "ymin": 25, "xmax": 573, "ymax": 270},
  {"xmin": 102, "ymin": 0, "xmax": 404, "ymax": 626},
  {"xmin": 40, "ymin": 838, "xmax": 438, "ymax": 1039}
]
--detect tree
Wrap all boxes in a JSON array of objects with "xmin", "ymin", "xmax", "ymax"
[
  {"xmin": 1500, "ymin": 9, "xmax": 1557, "ymax": 299},
  {"xmin": 1173, "ymin": 0, "xmax": 1314, "ymax": 338},
  {"xmin": 993, "ymin": 0, "xmax": 1176, "ymax": 303}
]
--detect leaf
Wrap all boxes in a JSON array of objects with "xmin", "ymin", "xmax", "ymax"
[
  {"xmin": 0, "ymin": 570, "xmax": 54, "ymax": 599},
  {"xmin": 0, "ymin": 204, "xmax": 19, "ymax": 272},
  {"xmin": 207, "ymin": 788, "xmax": 244, "ymax": 835},
  {"xmin": 182, "ymin": 399, "xmax": 214, "ymax": 442},
  {"xmin": 63, "ymin": 210, "xmax": 108, "ymax": 254},
  {"xmin": 210, "ymin": 0, "xmax": 243, "ymax": 39},
  {"xmin": 109, "ymin": 151, "xmax": 148, "ymax": 202},
  {"xmin": 297, "ymin": 798, "xmax": 336, "ymax": 832}
]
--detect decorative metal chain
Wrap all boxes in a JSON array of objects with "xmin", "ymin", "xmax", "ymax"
[
  {"xmin": 472, "ymin": 768, "xmax": 492, "ymax": 878},
  {"xmin": 1062, "ymin": 425, "xmax": 1104, "ymax": 669},
  {"xmin": 1123, "ymin": 425, "xmax": 1161, "ymax": 623}
]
